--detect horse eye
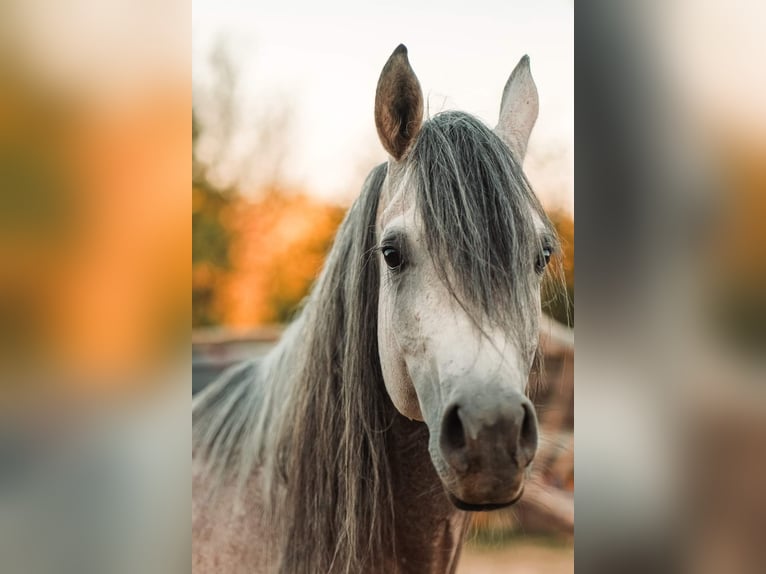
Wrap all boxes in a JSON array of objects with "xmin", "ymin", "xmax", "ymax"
[
  {"xmin": 535, "ymin": 247, "xmax": 552, "ymax": 274},
  {"xmin": 382, "ymin": 247, "xmax": 403, "ymax": 270}
]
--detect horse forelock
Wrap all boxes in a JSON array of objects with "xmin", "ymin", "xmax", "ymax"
[{"xmin": 404, "ymin": 110, "xmax": 558, "ymax": 340}]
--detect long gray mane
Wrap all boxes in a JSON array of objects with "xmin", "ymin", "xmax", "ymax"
[{"xmin": 192, "ymin": 110, "xmax": 558, "ymax": 574}]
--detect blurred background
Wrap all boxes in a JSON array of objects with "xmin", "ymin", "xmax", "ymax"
[
  {"xmin": 576, "ymin": 1, "xmax": 766, "ymax": 573},
  {"xmin": 0, "ymin": 0, "xmax": 188, "ymax": 386},
  {"xmin": 1, "ymin": 1, "xmax": 188, "ymax": 573},
  {"xmin": 191, "ymin": 1, "xmax": 574, "ymax": 571}
]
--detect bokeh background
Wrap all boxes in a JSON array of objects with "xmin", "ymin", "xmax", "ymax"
[
  {"xmin": 576, "ymin": 1, "xmax": 766, "ymax": 573},
  {"xmin": 0, "ymin": 0, "xmax": 187, "ymax": 385},
  {"xmin": 1, "ymin": 1, "xmax": 188, "ymax": 573}
]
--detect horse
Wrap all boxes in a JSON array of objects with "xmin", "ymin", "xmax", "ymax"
[{"xmin": 192, "ymin": 44, "xmax": 561, "ymax": 574}]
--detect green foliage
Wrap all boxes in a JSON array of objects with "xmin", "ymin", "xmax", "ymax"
[{"xmin": 192, "ymin": 111, "xmax": 234, "ymax": 327}]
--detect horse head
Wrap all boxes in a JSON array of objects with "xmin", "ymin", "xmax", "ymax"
[{"xmin": 373, "ymin": 45, "xmax": 557, "ymax": 510}]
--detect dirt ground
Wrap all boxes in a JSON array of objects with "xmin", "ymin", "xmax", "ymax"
[{"xmin": 456, "ymin": 539, "xmax": 574, "ymax": 574}]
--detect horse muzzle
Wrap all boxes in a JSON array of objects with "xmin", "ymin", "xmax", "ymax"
[{"xmin": 437, "ymin": 387, "xmax": 538, "ymax": 508}]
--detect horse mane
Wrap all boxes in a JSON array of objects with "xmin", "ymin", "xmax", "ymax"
[
  {"xmin": 192, "ymin": 110, "xmax": 561, "ymax": 574},
  {"xmin": 269, "ymin": 161, "xmax": 397, "ymax": 573},
  {"xmin": 194, "ymin": 162, "xmax": 396, "ymax": 573}
]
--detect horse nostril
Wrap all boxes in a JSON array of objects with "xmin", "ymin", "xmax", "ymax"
[
  {"xmin": 440, "ymin": 395, "xmax": 538, "ymax": 474},
  {"xmin": 441, "ymin": 403, "xmax": 466, "ymax": 453},
  {"xmin": 518, "ymin": 399, "xmax": 539, "ymax": 466}
]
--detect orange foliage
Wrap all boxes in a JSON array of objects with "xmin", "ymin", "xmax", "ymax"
[
  {"xmin": 0, "ymin": 72, "xmax": 188, "ymax": 386},
  {"xmin": 218, "ymin": 190, "xmax": 346, "ymax": 328},
  {"xmin": 539, "ymin": 207, "xmax": 574, "ymax": 326},
  {"xmin": 547, "ymin": 208, "xmax": 575, "ymax": 289}
]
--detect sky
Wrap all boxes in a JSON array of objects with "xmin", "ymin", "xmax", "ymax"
[{"xmin": 193, "ymin": 0, "xmax": 573, "ymax": 212}]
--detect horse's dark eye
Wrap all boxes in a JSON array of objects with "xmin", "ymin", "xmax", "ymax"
[
  {"xmin": 382, "ymin": 247, "xmax": 403, "ymax": 270},
  {"xmin": 536, "ymin": 247, "xmax": 552, "ymax": 274}
]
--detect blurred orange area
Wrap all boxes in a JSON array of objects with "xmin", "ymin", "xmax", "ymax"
[
  {"xmin": 0, "ymin": 71, "xmax": 188, "ymax": 390},
  {"xmin": 705, "ymin": 131, "xmax": 766, "ymax": 355},
  {"xmin": 715, "ymin": 138, "xmax": 766, "ymax": 272},
  {"xmin": 204, "ymin": 190, "xmax": 345, "ymax": 329},
  {"xmin": 544, "ymin": 208, "xmax": 574, "ymax": 326},
  {"xmin": 547, "ymin": 209, "xmax": 574, "ymax": 283},
  {"xmin": 61, "ymin": 90, "xmax": 188, "ymax": 378}
]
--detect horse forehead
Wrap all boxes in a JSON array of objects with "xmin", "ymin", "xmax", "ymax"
[
  {"xmin": 376, "ymin": 182, "xmax": 419, "ymax": 231},
  {"xmin": 376, "ymin": 208, "xmax": 426, "ymax": 249}
]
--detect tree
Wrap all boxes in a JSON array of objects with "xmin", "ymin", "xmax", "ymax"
[{"xmin": 192, "ymin": 110, "xmax": 234, "ymax": 327}]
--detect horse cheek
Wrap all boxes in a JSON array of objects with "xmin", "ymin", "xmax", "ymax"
[{"xmin": 378, "ymin": 291, "xmax": 423, "ymax": 421}]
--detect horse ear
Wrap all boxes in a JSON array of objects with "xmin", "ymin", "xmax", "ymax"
[
  {"xmin": 375, "ymin": 44, "xmax": 424, "ymax": 161},
  {"xmin": 495, "ymin": 55, "xmax": 539, "ymax": 163}
]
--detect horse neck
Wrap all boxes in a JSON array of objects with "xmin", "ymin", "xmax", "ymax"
[{"xmin": 387, "ymin": 414, "xmax": 472, "ymax": 574}]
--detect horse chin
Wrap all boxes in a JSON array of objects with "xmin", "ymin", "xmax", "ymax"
[{"xmin": 445, "ymin": 483, "xmax": 525, "ymax": 512}]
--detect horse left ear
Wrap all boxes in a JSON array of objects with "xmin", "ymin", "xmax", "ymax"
[
  {"xmin": 375, "ymin": 44, "xmax": 424, "ymax": 161},
  {"xmin": 495, "ymin": 55, "xmax": 539, "ymax": 163}
]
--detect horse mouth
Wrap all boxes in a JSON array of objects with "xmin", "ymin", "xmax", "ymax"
[{"xmin": 447, "ymin": 485, "xmax": 525, "ymax": 511}]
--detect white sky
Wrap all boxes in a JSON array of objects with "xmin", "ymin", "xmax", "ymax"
[{"xmin": 193, "ymin": 0, "xmax": 573, "ymax": 212}]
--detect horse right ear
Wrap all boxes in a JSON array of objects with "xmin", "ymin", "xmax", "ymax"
[
  {"xmin": 495, "ymin": 55, "xmax": 539, "ymax": 163},
  {"xmin": 374, "ymin": 44, "xmax": 424, "ymax": 161}
]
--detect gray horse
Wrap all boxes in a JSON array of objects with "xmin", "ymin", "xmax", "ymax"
[{"xmin": 193, "ymin": 44, "xmax": 560, "ymax": 574}]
